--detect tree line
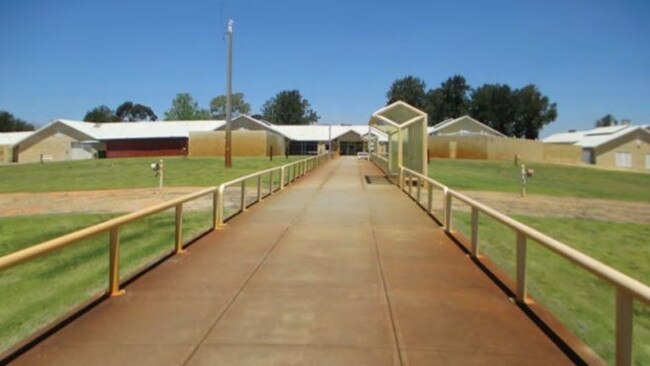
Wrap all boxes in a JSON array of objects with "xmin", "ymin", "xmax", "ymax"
[
  {"xmin": 82, "ymin": 90, "xmax": 320, "ymax": 125},
  {"xmin": 386, "ymin": 75, "xmax": 558, "ymax": 139}
]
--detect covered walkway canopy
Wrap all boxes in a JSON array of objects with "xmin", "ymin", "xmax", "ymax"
[{"xmin": 369, "ymin": 101, "xmax": 428, "ymax": 177}]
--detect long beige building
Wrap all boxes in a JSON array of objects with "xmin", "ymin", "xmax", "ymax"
[{"xmin": 543, "ymin": 124, "xmax": 650, "ymax": 170}]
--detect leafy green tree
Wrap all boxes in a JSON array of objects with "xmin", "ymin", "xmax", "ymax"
[
  {"xmin": 83, "ymin": 105, "xmax": 120, "ymax": 122},
  {"xmin": 425, "ymin": 75, "xmax": 471, "ymax": 125},
  {"xmin": 210, "ymin": 92, "xmax": 251, "ymax": 119},
  {"xmin": 0, "ymin": 111, "xmax": 35, "ymax": 132},
  {"xmin": 164, "ymin": 93, "xmax": 211, "ymax": 120},
  {"xmin": 470, "ymin": 84, "xmax": 516, "ymax": 135},
  {"xmin": 512, "ymin": 85, "xmax": 557, "ymax": 139},
  {"xmin": 386, "ymin": 75, "xmax": 427, "ymax": 109},
  {"xmin": 261, "ymin": 90, "xmax": 319, "ymax": 125},
  {"xmin": 595, "ymin": 114, "xmax": 618, "ymax": 127},
  {"xmin": 116, "ymin": 101, "xmax": 158, "ymax": 122}
]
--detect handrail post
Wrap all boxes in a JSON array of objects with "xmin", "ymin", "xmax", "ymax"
[
  {"xmin": 216, "ymin": 187, "xmax": 224, "ymax": 227},
  {"xmin": 212, "ymin": 190, "xmax": 219, "ymax": 229},
  {"xmin": 108, "ymin": 227, "xmax": 124, "ymax": 297},
  {"xmin": 516, "ymin": 231, "xmax": 527, "ymax": 302},
  {"xmin": 471, "ymin": 207, "xmax": 479, "ymax": 257},
  {"xmin": 241, "ymin": 180, "xmax": 247, "ymax": 212},
  {"xmin": 427, "ymin": 182, "xmax": 433, "ymax": 214},
  {"xmin": 280, "ymin": 166, "xmax": 285, "ymax": 190},
  {"xmin": 174, "ymin": 203, "xmax": 185, "ymax": 254},
  {"xmin": 616, "ymin": 288, "xmax": 633, "ymax": 366},
  {"xmin": 269, "ymin": 170, "xmax": 274, "ymax": 195},
  {"xmin": 444, "ymin": 188, "xmax": 452, "ymax": 232},
  {"xmin": 257, "ymin": 175, "xmax": 262, "ymax": 202},
  {"xmin": 399, "ymin": 166, "xmax": 404, "ymax": 190},
  {"xmin": 416, "ymin": 176, "xmax": 421, "ymax": 204},
  {"xmin": 408, "ymin": 172, "xmax": 413, "ymax": 196}
]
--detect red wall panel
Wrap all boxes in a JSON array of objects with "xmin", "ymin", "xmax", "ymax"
[{"xmin": 105, "ymin": 138, "xmax": 188, "ymax": 158}]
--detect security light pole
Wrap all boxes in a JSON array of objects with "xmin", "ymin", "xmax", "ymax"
[{"xmin": 225, "ymin": 19, "xmax": 233, "ymax": 168}]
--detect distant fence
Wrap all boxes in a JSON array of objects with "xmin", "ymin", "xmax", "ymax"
[{"xmin": 428, "ymin": 135, "xmax": 582, "ymax": 164}]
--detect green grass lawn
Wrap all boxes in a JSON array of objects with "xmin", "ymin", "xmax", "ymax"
[
  {"xmin": 452, "ymin": 212, "xmax": 650, "ymax": 365},
  {"xmin": 0, "ymin": 210, "xmax": 215, "ymax": 355},
  {"xmin": 429, "ymin": 158, "xmax": 650, "ymax": 202},
  {"xmin": 0, "ymin": 156, "xmax": 304, "ymax": 193}
]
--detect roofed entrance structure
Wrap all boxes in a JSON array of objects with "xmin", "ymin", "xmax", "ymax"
[{"xmin": 369, "ymin": 101, "xmax": 428, "ymax": 177}]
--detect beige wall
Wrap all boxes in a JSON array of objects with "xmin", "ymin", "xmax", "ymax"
[
  {"xmin": 189, "ymin": 130, "xmax": 286, "ymax": 157},
  {"xmin": 429, "ymin": 135, "xmax": 582, "ymax": 164},
  {"xmin": 18, "ymin": 132, "xmax": 78, "ymax": 163},
  {"xmin": 595, "ymin": 130, "xmax": 650, "ymax": 170},
  {"xmin": 0, "ymin": 145, "xmax": 10, "ymax": 164},
  {"xmin": 434, "ymin": 117, "xmax": 502, "ymax": 137},
  {"xmin": 543, "ymin": 144, "xmax": 582, "ymax": 164}
]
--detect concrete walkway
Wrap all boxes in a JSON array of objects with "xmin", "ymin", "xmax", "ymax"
[{"xmin": 13, "ymin": 157, "xmax": 571, "ymax": 365}]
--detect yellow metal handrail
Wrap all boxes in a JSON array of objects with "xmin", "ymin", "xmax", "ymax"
[
  {"xmin": 392, "ymin": 164, "xmax": 649, "ymax": 366},
  {"xmin": 0, "ymin": 153, "xmax": 332, "ymax": 298}
]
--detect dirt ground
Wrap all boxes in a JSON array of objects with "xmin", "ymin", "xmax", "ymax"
[{"xmin": 0, "ymin": 186, "xmax": 648, "ymax": 224}]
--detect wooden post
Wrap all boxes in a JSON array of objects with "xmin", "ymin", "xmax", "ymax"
[
  {"xmin": 471, "ymin": 207, "xmax": 479, "ymax": 257},
  {"xmin": 108, "ymin": 227, "xmax": 125, "ymax": 296},
  {"xmin": 616, "ymin": 288, "xmax": 633, "ymax": 366},
  {"xmin": 516, "ymin": 232, "xmax": 527, "ymax": 302},
  {"xmin": 175, "ymin": 204, "xmax": 185, "ymax": 254}
]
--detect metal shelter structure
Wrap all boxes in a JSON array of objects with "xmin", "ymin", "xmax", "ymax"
[{"xmin": 369, "ymin": 101, "xmax": 428, "ymax": 177}]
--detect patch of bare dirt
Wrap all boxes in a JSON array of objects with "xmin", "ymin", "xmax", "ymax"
[{"xmin": 425, "ymin": 190, "xmax": 650, "ymax": 224}]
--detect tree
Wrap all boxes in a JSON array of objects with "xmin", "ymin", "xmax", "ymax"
[
  {"xmin": 209, "ymin": 92, "xmax": 251, "ymax": 119},
  {"xmin": 260, "ymin": 90, "xmax": 319, "ymax": 125},
  {"xmin": 164, "ymin": 93, "xmax": 211, "ymax": 120},
  {"xmin": 116, "ymin": 101, "xmax": 158, "ymax": 122},
  {"xmin": 386, "ymin": 75, "xmax": 427, "ymax": 109},
  {"xmin": 470, "ymin": 84, "xmax": 516, "ymax": 135},
  {"xmin": 511, "ymin": 85, "xmax": 557, "ymax": 139},
  {"xmin": 595, "ymin": 114, "xmax": 618, "ymax": 127},
  {"xmin": 425, "ymin": 75, "xmax": 471, "ymax": 125},
  {"xmin": 83, "ymin": 105, "xmax": 120, "ymax": 122},
  {"xmin": 0, "ymin": 111, "xmax": 35, "ymax": 132}
]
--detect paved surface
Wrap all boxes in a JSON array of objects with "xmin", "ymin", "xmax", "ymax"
[{"xmin": 13, "ymin": 157, "xmax": 572, "ymax": 365}]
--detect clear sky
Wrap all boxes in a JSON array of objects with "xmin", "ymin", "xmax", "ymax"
[{"xmin": 1, "ymin": 0, "xmax": 649, "ymax": 137}]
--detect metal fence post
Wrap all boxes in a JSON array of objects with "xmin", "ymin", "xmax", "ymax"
[
  {"xmin": 175, "ymin": 204, "xmax": 185, "ymax": 254},
  {"xmin": 108, "ymin": 227, "xmax": 124, "ymax": 296},
  {"xmin": 516, "ymin": 232, "xmax": 527, "ymax": 302},
  {"xmin": 471, "ymin": 207, "xmax": 479, "ymax": 257},
  {"xmin": 616, "ymin": 288, "xmax": 633, "ymax": 366},
  {"xmin": 444, "ymin": 188, "xmax": 452, "ymax": 232},
  {"xmin": 280, "ymin": 166, "xmax": 285, "ymax": 190},
  {"xmin": 241, "ymin": 180, "xmax": 247, "ymax": 212},
  {"xmin": 427, "ymin": 182, "xmax": 433, "ymax": 214}
]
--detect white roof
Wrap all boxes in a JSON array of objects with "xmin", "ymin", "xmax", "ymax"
[
  {"xmin": 428, "ymin": 116, "xmax": 505, "ymax": 137},
  {"xmin": 543, "ymin": 125, "xmax": 649, "ymax": 148},
  {"xmin": 0, "ymin": 131, "xmax": 33, "ymax": 145},
  {"xmin": 56, "ymin": 119, "xmax": 225, "ymax": 140}
]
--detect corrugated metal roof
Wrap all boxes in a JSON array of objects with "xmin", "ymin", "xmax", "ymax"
[
  {"xmin": 543, "ymin": 125, "xmax": 648, "ymax": 148},
  {"xmin": 428, "ymin": 116, "xmax": 505, "ymax": 137},
  {"xmin": 57, "ymin": 119, "xmax": 225, "ymax": 140},
  {"xmin": 0, "ymin": 131, "xmax": 33, "ymax": 145}
]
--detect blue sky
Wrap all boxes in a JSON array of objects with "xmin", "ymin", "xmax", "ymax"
[{"xmin": 1, "ymin": 0, "xmax": 649, "ymax": 137}]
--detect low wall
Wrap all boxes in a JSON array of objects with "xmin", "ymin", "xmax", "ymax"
[
  {"xmin": 189, "ymin": 131, "xmax": 284, "ymax": 157},
  {"xmin": 428, "ymin": 135, "xmax": 581, "ymax": 164}
]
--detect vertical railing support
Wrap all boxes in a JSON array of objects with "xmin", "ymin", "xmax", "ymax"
[
  {"xmin": 516, "ymin": 231, "xmax": 527, "ymax": 302},
  {"xmin": 241, "ymin": 180, "xmax": 247, "ymax": 212},
  {"xmin": 444, "ymin": 188, "xmax": 452, "ymax": 232},
  {"xmin": 616, "ymin": 288, "xmax": 633, "ymax": 366},
  {"xmin": 216, "ymin": 187, "xmax": 224, "ymax": 227},
  {"xmin": 212, "ymin": 190, "xmax": 219, "ymax": 229},
  {"xmin": 175, "ymin": 203, "xmax": 185, "ymax": 254},
  {"xmin": 108, "ymin": 227, "xmax": 124, "ymax": 297},
  {"xmin": 269, "ymin": 170, "xmax": 274, "ymax": 195},
  {"xmin": 280, "ymin": 166, "xmax": 285, "ymax": 190},
  {"xmin": 408, "ymin": 172, "xmax": 413, "ymax": 197},
  {"xmin": 471, "ymin": 207, "xmax": 479, "ymax": 257},
  {"xmin": 257, "ymin": 175, "xmax": 262, "ymax": 202},
  {"xmin": 427, "ymin": 182, "xmax": 433, "ymax": 214},
  {"xmin": 416, "ymin": 177, "xmax": 422, "ymax": 205},
  {"xmin": 399, "ymin": 167, "xmax": 404, "ymax": 190}
]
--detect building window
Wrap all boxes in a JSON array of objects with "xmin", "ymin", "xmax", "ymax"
[{"xmin": 615, "ymin": 151, "xmax": 632, "ymax": 167}]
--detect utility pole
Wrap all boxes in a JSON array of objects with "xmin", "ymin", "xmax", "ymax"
[{"xmin": 225, "ymin": 19, "xmax": 233, "ymax": 168}]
